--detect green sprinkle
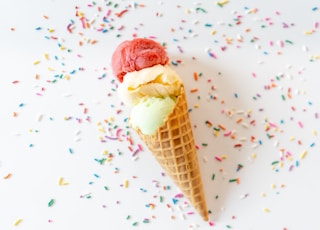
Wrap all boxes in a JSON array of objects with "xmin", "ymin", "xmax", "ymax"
[
  {"xmin": 48, "ymin": 199, "xmax": 55, "ymax": 207},
  {"xmin": 281, "ymin": 94, "xmax": 286, "ymax": 101},
  {"xmin": 132, "ymin": 222, "xmax": 138, "ymax": 226},
  {"xmin": 126, "ymin": 215, "xmax": 131, "ymax": 220},
  {"xmin": 211, "ymin": 174, "xmax": 215, "ymax": 180},
  {"xmin": 202, "ymin": 143, "xmax": 208, "ymax": 147},
  {"xmin": 159, "ymin": 196, "xmax": 163, "ymax": 202},
  {"xmin": 143, "ymin": 219, "xmax": 150, "ymax": 223},
  {"xmin": 272, "ymin": 161, "xmax": 279, "ymax": 165},
  {"xmin": 196, "ymin": 7, "xmax": 207, "ymax": 13},
  {"xmin": 229, "ymin": 178, "xmax": 237, "ymax": 183},
  {"xmin": 285, "ymin": 40, "xmax": 293, "ymax": 44},
  {"xmin": 104, "ymin": 186, "xmax": 109, "ymax": 191}
]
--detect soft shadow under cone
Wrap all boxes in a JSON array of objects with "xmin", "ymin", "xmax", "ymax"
[{"xmin": 134, "ymin": 86, "xmax": 208, "ymax": 221}]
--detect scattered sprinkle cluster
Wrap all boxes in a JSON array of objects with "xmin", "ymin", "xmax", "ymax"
[{"xmin": 1, "ymin": 0, "xmax": 320, "ymax": 229}]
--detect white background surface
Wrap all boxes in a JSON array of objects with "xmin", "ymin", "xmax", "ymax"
[{"xmin": 1, "ymin": 0, "xmax": 320, "ymax": 229}]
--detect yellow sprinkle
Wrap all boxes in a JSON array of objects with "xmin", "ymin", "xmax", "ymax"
[
  {"xmin": 185, "ymin": 8, "xmax": 191, "ymax": 14},
  {"xmin": 210, "ymin": 30, "xmax": 216, "ymax": 35},
  {"xmin": 216, "ymin": 0, "xmax": 229, "ymax": 6},
  {"xmin": 43, "ymin": 53, "xmax": 49, "ymax": 60},
  {"xmin": 59, "ymin": 46, "xmax": 66, "ymax": 50},
  {"xmin": 263, "ymin": 208, "xmax": 270, "ymax": 213},
  {"xmin": 287, "ymin": 156, "xmax": 293, "ymax": 161},
  {"xmin": 300, "ymin": 150, "xmax": 307, "ymax": 159},
  {"xmin": 103, "ymin": 150, "xmax": 108, "ymax": 155},
  {"xmin": 13, "ymin": 219, "xmax": 22, "ymax": 226},
  {"xmin": 98, "ymin": 128, "xmax": 106, "ymax": 133},
  {"xmin": 221, "ymin": 155, "xmax": 228, "ymax": 159},
  {"xmin": 123, "ymin": 180, "xmax": 129, "ymax": 188},
  {"xmin": 33, "ymin": 60, "xmax": 40, "ymax": 65},
  {"xmin": 312, "ymin": 130, "xmax": 317, "ymax": 136},
  {"xmin": 47, "ymin": 67, "xmax": 55, "ymax": 71},
  {"xmin": 108, "ymin": 116, "xmax": 114, "ymax": 122},
  {"xmin": 271, "ymin": 184, "xmax": 276, "ymax": 189},
  {"xmin": 58, "ymin": 177, "xmax": 68, "ymax": 186},
  {"xmin": 260, "ymin": 192, "xmax": 266, "ymax": 197},
  {"xmin": 194, "ymin": 104, "xmax": 199, "ymax": 108},
  {"xmin": 48, "ymin": 28, "xmax": 55, "ymax": 33},
  {"xmin": 213, "ymin": 130, "xmax": 219, "ymax": 137},
  {"xmin": 64, "ymin": 75, "xmax": 70, "ymax": 80},
  {"xmin": 279, "ymin": 161, "xmax": 283, "ymax": 167},
  {"xmin": 304, "ymin": 30, "xmax": 315, "ymax": 35},
  {"xmin": 250, "ymin": 153, "xmax": 256, "ymax": 159},
  {"xmin": 289, "ymin": 136, "xmax": 295, "ymax": 141}
]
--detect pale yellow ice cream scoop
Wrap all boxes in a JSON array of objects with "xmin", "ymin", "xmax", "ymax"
[{"xmin": 118, "ymin": 64, "xmax": 182, "ymax": 106}]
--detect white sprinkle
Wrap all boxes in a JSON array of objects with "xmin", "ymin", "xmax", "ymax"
[
  {"xmin": 74, "ymin": 130, "xmax": 81, "ymax": 135},
  {"xmin": 302, "ymin": 45, "xmax": 308, "ymax": 52},
  {"xmin": 132, "ymin": 156, "xmax": 139, "ymax": 161},
  {"xmin": 37, "ymin": 114, "xmax": 43, "ymax": 122},
  {"xmin": 241, "ymin": 122, "xmax": 249, "ymax": 128}
]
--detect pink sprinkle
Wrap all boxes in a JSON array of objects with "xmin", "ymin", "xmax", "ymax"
[
  {"xmin": 252, "ymin": 72, "xmax": 256, "ymax": 77},
  {"xmin": 298, "ymin": 121, "xmax": 303, "ymax": 128},
  {"xmin": 314, "ymin": 21, "xmax": 319, "ymax": 29},
  {"xmin": 268, "ymin": 122, "xmax": 278, "ymax": 128},
  {"xmin": 174, "ymin": 193, "xmax": 184, "ymax": 198},
  {"xmin": 215, "ymin": 156, "xmax": 222, "ymax": 162},
  {"xmin": 186, "ymin": 211, "xmax": 194, "ymax": 215},
  {"xmin": 223, "ymin": 130, "xmax": 232, "ymax": 136},
  {"xmin": 277, "ymin": 40, "xmax": 284, "ymax": 47},
  {"xmin": 209, "ymin": 221, "xmax": 215, "ymax": 226}
]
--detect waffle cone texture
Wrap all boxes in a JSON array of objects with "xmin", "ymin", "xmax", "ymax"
[{"xmin": 134, "ymin": 86, "xmax": 208, "ymax": 221}]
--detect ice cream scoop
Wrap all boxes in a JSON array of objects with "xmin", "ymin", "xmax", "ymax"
[
  {"xmin": 118, "ymin": 64, "xmax": 182, "ymax": 106},
  {"xmin": 130, "ymin": 96, "xmax": 176, "ymax": 135},
  {"xmin": 111, "ymin": 38, "xmax": 169, "ymax": 82}
]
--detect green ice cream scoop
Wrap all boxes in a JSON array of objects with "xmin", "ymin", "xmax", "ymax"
[{"xmin": 130, "ymin": 96, "xmax": 176, "ymax": 135}]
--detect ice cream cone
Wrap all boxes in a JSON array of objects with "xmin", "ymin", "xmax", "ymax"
[{"xmin": 133, "ymin": 86, "xmax": 208, "ymax": 221}]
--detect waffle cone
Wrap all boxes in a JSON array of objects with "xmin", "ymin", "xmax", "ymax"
[{"xmin": 134, "ymin": 86, "xmax": 208, "ymax": 221}]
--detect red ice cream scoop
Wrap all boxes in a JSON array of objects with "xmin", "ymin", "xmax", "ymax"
[{"xmin": 111, "ymin": 38, "xmax": 169, "ymax": 82}]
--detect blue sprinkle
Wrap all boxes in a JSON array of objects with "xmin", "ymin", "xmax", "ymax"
[
  {"xmin": 93, "ymin": 174, "xmax": 100, "ymax": 178},
  {"xmin": 172, "ymin": 198, "xmax": 178, "ymax": 204},
  {"xmin": 310, "ymin": 142, "xmax": 315, "ymax": 147}
]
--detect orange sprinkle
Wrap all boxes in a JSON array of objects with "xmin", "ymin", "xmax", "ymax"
[
  {"xmin": 35, "ymin": 74, "xmax": 40, "ymax": 80},
  {"xmin": 190, "ymin": 88, "xmax": 198, "ymax": 93},
  {"xmin": 193, "ymin": 72, "xmax": 198, "ymax": 81},
  {"xmin": 43, "ymin": 15, "xmax": 49, "ymax": 19},
  {"xmin": 13, "ymin": 112, "xmax": 17, "ymax": 117},
  {"xmin": 236, "ymin": 118, "xmax": 243, "ymax": 124},
  {"xmin": 218, "ymin": 124, "xmax": 226, "ymax": 130},
  {"xmin": 4, "ymin": 173, "xmax": 12, "ymax": 179},
  {"xmin": 90, "ymin": 40, "xmax": 97, "ymax": 44}
]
